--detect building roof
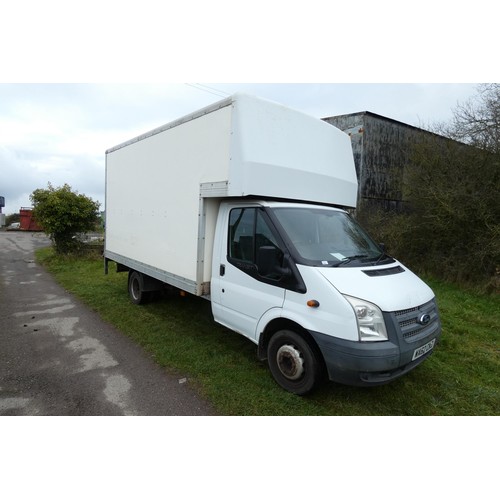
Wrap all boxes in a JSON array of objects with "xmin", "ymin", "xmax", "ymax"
[{"xmin": 323, "ymin": 110, "xmax": 429, "ymax": 132}]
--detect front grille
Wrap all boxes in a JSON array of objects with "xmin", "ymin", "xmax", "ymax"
[{"xmin": 393, "ymin": 299, "xmax": 440, "ymax": 343}]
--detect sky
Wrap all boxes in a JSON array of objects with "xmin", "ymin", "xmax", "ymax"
[{"xmin": 0, "ymin": 83, "xmax": 481, "ymax": 215}]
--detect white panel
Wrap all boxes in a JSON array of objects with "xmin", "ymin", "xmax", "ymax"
[{"xmin": 106, "ymin": 105, "xmax": 232, "ymax": 282}]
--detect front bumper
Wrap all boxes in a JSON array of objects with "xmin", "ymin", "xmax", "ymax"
[{"xmin": 309, "ymin": 299, "xmax": 442, "ymax": 387}]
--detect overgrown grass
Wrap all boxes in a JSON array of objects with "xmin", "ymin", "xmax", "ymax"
[{"xmin": 35, "ymin": 247, "xmax": 499, "ymax": 415}]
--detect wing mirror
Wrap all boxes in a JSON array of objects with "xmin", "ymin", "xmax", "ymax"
[{"xmin": 257, "ymin": 246, "xmax": 291, "ymax": 279}]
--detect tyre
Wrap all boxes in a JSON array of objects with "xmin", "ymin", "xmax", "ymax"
[
  {"xmin": 267, "ymin": 329, "xmax": 324, "ymax": 395},
  {"xmin": 128, "ymin": 271, "xmax": 149, "ymax": 305}
]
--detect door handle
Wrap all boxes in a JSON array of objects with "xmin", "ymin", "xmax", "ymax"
[{"xmin": 220, "ymin": 264, "xmax": 225, "ymax": 276}]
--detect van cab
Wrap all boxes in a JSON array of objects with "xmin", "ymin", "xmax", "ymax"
[{"xmin": 211, "ymin": 201, "xmax": 441, "ymax": 394}]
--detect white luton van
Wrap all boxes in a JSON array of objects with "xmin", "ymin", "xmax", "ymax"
[{"xmin": 105, "ymin": 93, "xmax": 441, "ymax": 395}]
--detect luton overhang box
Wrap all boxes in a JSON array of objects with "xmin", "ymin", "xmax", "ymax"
[{"xmin": 105, "ymin": 93, "xmax": 358, "ymax": 296}]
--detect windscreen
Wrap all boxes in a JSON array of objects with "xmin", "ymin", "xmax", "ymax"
[{"xmin": 272, "ymin": 207, "xmax": 382, "ymax": 267}]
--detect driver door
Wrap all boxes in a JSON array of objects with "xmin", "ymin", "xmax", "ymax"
[{"xmin": 213, "ymin": 205, "xmax": 285, "ymax": 341}]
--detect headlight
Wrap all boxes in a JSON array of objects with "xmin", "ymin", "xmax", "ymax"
[{"xmin": 343, "ymin": 295, "xmax": 388, "ymax": 342}]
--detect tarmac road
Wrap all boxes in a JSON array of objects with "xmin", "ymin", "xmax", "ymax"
[{"xmin": 0, "ymin": 231, "xmax": 216, "ymax": 416}]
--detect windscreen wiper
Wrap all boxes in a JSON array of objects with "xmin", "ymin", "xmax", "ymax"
[
  {"xmin": 332, "ymin": 254, "xmax": 368, "ymax": 267},
  {"xmin": 373, "ymin": 251, "xmax": 388, "ymax": 266}
]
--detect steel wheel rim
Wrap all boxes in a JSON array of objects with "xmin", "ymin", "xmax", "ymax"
[
  {"xmin": 131, "ymin": 278, "xmax": 140, "ymax": 300},
  {"xmin": 276, "ymin": 344, "xmax": 305, "ymax": 380}
]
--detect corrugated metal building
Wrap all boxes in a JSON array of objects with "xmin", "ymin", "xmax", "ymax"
[{"xmin": 323, "ymin": 111, "xmax": 436, "ymax": 212}]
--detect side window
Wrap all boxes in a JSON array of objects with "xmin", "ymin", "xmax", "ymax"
[
  {"xmin": 256, "ymin": 210, "xmax": 280, "ymax": 250},
  {"xmin": 229, "ymin": 208, "xmax": 255, "ymax": 263},
  {"xmin": 228, "ymin": 208, "xmax": 284, "ymax": 279},
  {"xmin": 227, "ymin": 207, "xmax": 305, "ymax": 293}
]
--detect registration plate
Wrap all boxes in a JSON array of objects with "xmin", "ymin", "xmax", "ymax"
[{"xmin": 412, "ymin": 338, "xmax": 436, "ymax": 361}]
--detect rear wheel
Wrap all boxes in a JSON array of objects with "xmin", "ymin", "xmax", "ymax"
[
  {"xmin": 128, "ymin": 271, "xmax": 150, "ymax": 305},
  {"xmin": 267, "ymin": 329, "xmax": 324, "ymax": 395}
]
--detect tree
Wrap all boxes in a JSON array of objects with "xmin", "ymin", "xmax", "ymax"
[
  {"xmin": 30, "ymin": 183, "xmax": 101, "ymax": 254},
  {"xmin": 446, "ymin": 83, "xmax": 500, "ymax": 154},
  {"xmin": 5, "ymin": 213, "xmax": 20, "ymax": 226},
  {"xmin": 399, "ymin": 84, "xmax": 499, "ymax": 288}
]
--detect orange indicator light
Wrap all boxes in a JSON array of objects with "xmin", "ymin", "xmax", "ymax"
[{"xmin": 307, "ymin": 300, "xmax": 320, "ymax": 308}]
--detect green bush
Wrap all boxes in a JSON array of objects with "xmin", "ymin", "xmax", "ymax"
[
  {"xmin": 357, "ymin": 84, "xmax": 500, "ymax": 292},
  {"xmin": 30, "ymin": 183, "xmax": 101, "ymax": 254}
]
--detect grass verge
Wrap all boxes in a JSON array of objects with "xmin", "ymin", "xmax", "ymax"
[{"xmin": 35, "ymin": 247, "xmax": 499, "ymax": 415}]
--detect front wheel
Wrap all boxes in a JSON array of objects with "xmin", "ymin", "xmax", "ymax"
[{"xmin": 267, "ymin": 330, "xmax": 324, "ymax": 395}]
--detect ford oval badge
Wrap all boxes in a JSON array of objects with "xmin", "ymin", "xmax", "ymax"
[{"xmin": 418, "ymin": 313, "xmax": 431, "ymax": 326}]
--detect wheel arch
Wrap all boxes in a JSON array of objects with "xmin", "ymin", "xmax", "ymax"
[{"xmin": 257, "ymin": 317, "xmax": 325, "ymax": 369}]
